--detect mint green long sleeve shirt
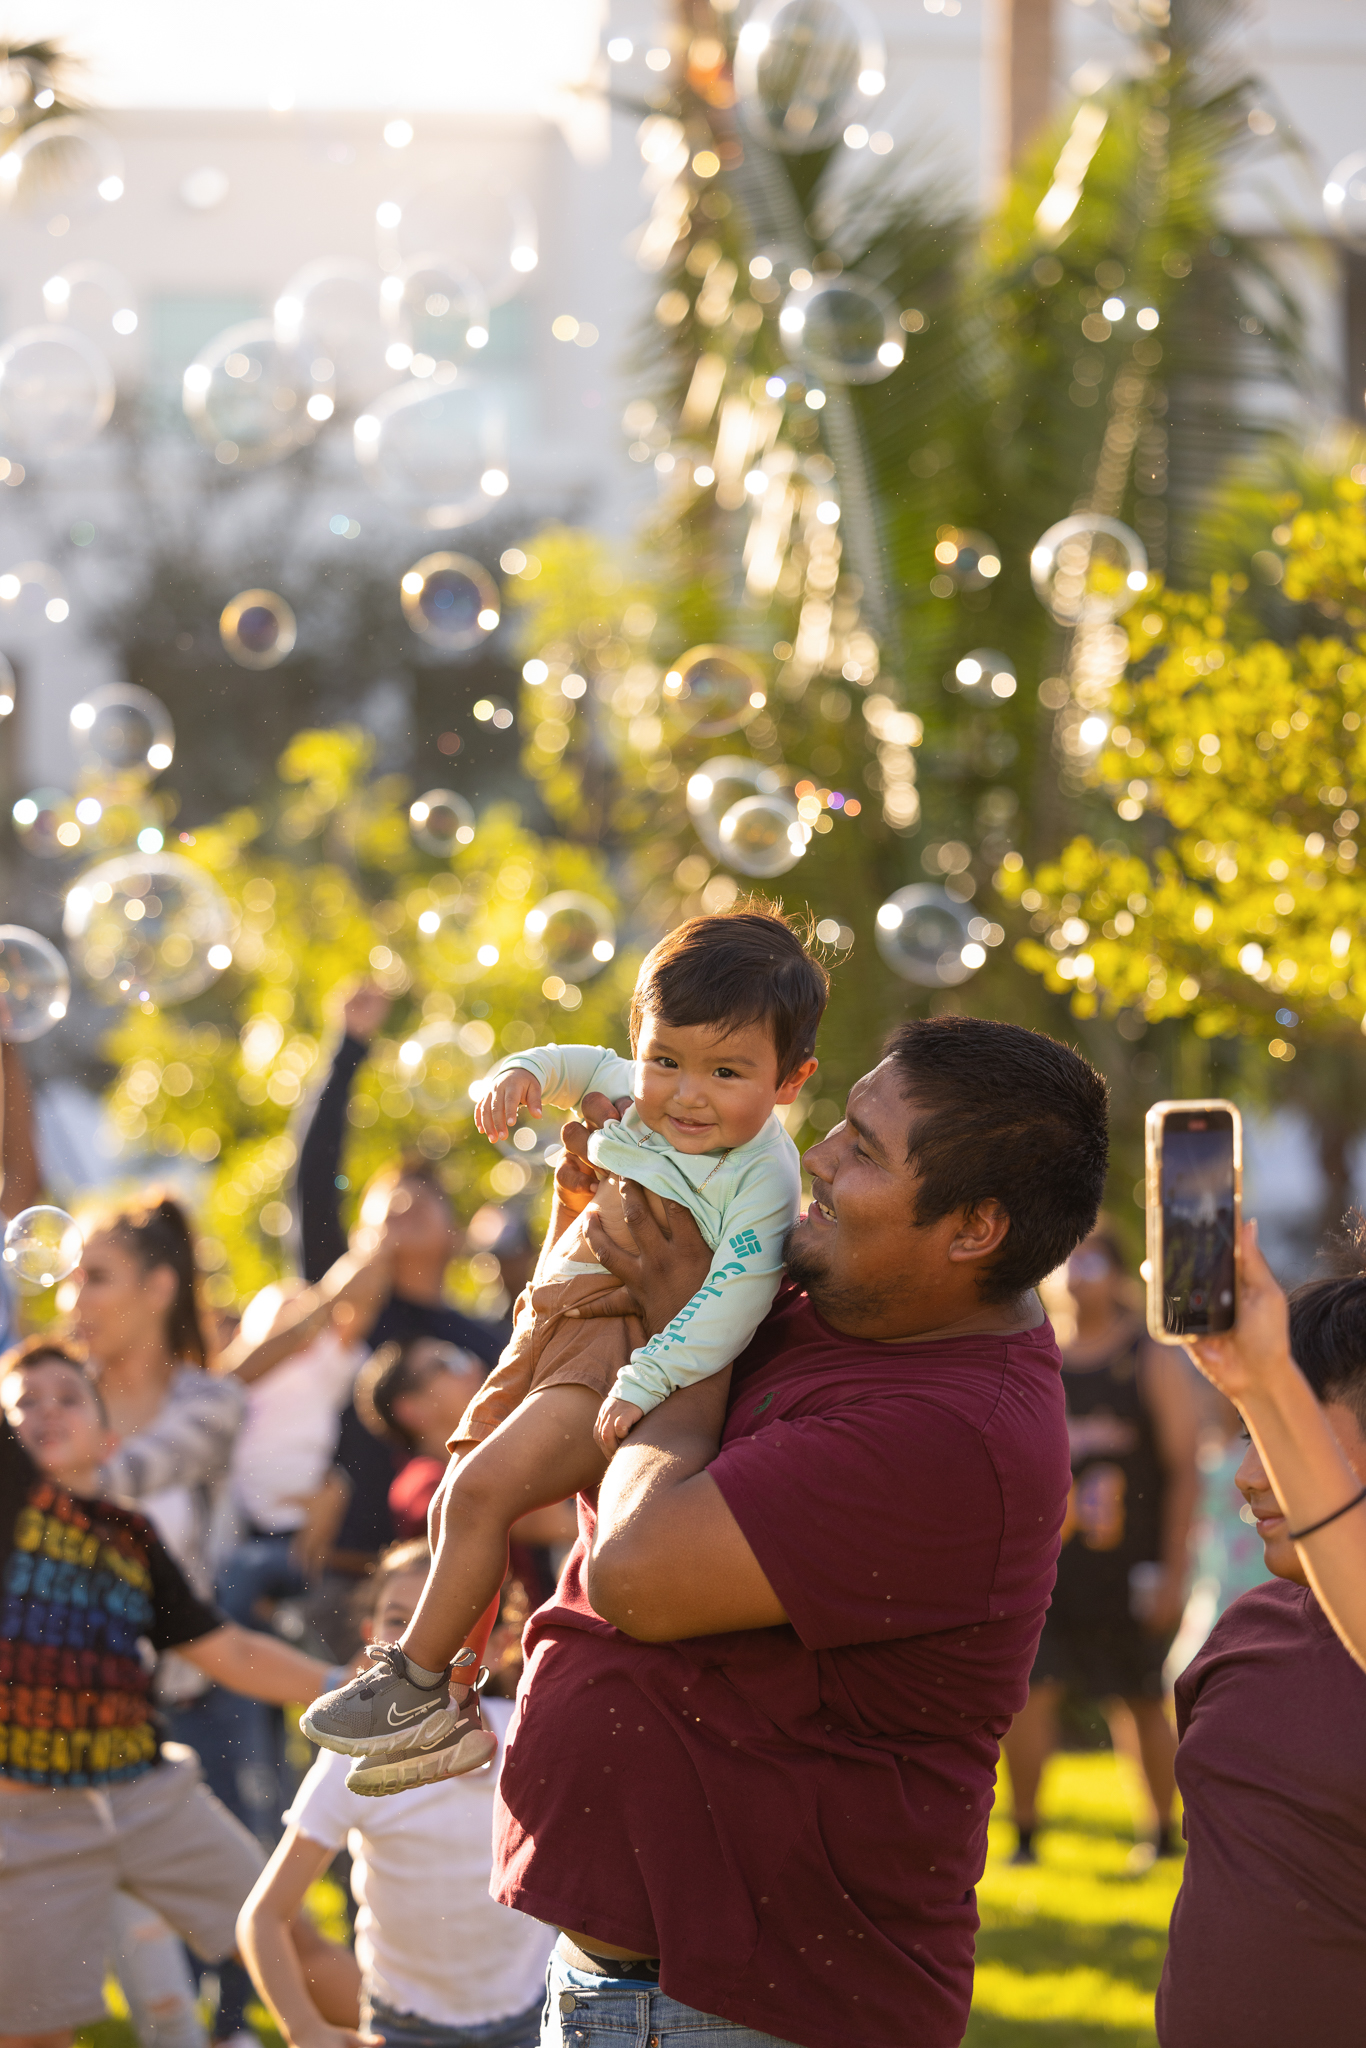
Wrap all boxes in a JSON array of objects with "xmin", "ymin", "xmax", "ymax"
[{"xmin": 493, "ymin": 1042, "xmax": 801, "ymax": 1414}]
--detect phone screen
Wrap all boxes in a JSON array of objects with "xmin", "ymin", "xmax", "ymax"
[{"xmin": 1159, "ymin": 1108, "xmax": 1236, "ymax": 1336}]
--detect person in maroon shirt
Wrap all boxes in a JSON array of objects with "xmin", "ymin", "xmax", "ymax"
[
  {"xmin": 490, "ymin": 1015, "xmax": 1109, "ymax": 2048},
  {"xmin": 1157, "ymin": 1232, "xmax": 1366, "ymax": 2048}
]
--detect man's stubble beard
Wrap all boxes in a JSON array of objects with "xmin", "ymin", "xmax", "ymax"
[{"xmin": 782, "ymin": 1223, "xmax": 897, "ymax": 1328}]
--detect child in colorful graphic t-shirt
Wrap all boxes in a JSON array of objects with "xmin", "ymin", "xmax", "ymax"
[{"xmin": 304, "ymin": 908, "xmax": 828, "ymax": 1794}]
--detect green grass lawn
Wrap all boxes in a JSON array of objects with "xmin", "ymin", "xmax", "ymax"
[{"xmin": 80, "ymin": 1751, "xmax": 1179, "ymax": 2048}]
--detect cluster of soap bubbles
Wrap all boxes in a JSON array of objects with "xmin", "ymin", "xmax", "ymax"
[
  {"xmin": 687, "ymin": 757, "xmax": 809, "ymax": 880},
  {"xmin": 0, "ymin": 936, "xmax": 84, "ymax": 1288}
]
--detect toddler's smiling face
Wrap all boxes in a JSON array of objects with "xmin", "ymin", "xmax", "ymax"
[{"xmin": 631, "ymin": 1009, "xmax": 815, "ymax": 1155}]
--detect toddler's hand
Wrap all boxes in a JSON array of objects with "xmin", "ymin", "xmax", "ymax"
[
  {"xmin": 595, "ymin": 1396, "xmax": 645, "ymax": 1459},
  {"xmin": 476, "ymin": 1067, "xmax": 543, "ymax": 1142}
]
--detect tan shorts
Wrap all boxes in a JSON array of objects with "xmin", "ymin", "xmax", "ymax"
[
  {"xmin": 0, "ymin": 1745, "xmax": 265, "ymax": 2031},
  {"xmin": 452, "ymin": 1267, "xmax": 643, "ymax": 1449}
]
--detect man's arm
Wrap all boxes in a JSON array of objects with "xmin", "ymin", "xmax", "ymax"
[
  {"xmin": 582, "ymin": 1183, "xmax": 789, "ymax": 1641},
  {"xmin": 293, "ymin": 983, "xmax": 391, "ymax": 1283},
  {"xmin": 1141, "ymin": 1340, "xmax": 1201, "ymax": 1635}
]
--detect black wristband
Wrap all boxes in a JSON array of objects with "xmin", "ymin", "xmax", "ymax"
[{"xmin": 1287, "ymin": 1484, "xmax": 1366, "ymax": 1543}]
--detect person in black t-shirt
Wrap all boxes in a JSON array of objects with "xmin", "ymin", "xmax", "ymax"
[{"xmin": 0, "ymin": 1340, "xmax": 343, "ymax": 2044}]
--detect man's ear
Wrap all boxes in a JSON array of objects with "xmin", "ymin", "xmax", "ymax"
[
  {"xmin": 775, "ymin": 1056, "xmax": 818, "ymax": 1106},
  {"xmin": 947, "ymin": 1198, "xmax": 1010, "ymax": 1265}
]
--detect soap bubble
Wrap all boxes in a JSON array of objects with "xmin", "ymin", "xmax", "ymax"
[
  {"xmin": 355, "ymin": 379, "xmax": 506, "ymax": 527},
  {"xmin": 875, "ymin": 885, "xmax": 978, "ymax": 986},
  {"xmin": 735, "ymin": 0, "xmax": 884, "ymax": 153},
  {"xmin": 12, "ymin": 788, "xmax": 80, "ymax": 859},
  {"xmin": 219, "ymin": 590, "xmax": 297, "ymax": 669},
  {"xmin": 523, "ymin": 894, "xmax": 616, "ymax": 980},
  {"xmin": 0, "ymin": 560, "xmax": 65, "ymax": 623},
  {"xmin": 0, "ymin": 927, "xmax": 70, "ymax": 1040},
  {"xmin": 662, "ymin": 645, "xmax": 764, "ymax": 737},
  {"xmin": 1031, "ymin": 514, "xmax": 1148, "ymax": 626},
  {"xmin": 1324, "ymin": 152, "xmax": 1366, "ymax": 250},
  {"xmin": 934, "ymin": 529, "xmax": 1003, "ymax": 593},
  {"xmin": 2, "ymin": 1206, "xmax": 83, "ymax": 1289},
  {"xmin": 719, "ymin": 793, "xmax": 807, "ymax": 878},
  {"xmin": 686, "ymin": 755, "xmax": 788, "ymax": 857},
  {"xmin": 0, "ymin": 654, "xmax": 13, "ymax": 717},
  {"xmin": 950, "ymin": 649, "xmax": 1017, "ymax": 704},
  {"xmin": 380, "ymin": 175, "xmax": 538, "ymax": 306},
  {"xmin": 63, "ymin": 853, "xmax": 235, "ymax": 1005},
  {"xmin": 398, "ymin": 1019, "xmax": 484, "ymax": 1120},
  {"xmin": 417, "ymin": 895, "xmax": 499, "ymax": 985},
  {"xmin": 69, "ymin": 685, "xmax": 174, "ymax": 778},
  {"xmin": 0, "ymin": 117, "xmax": 124, "ymax": 225},
  {"xmin": 409, "ymin": 788, "xmax": 476, "ymax": 856},
  {"xmin": 43, "ymin": 260, "xmax": 139, "ymax": 345},
  {"xmin": 183, "ymin": 320, "xmax": 326, "ymax": 467},
  {"xmin": 275, "ymin": 258, "xmax": 391, "ymax": 408},
  {"xmin": 0, "ymin": 328, "xmax": 115, "ymax": 456},
  {"xmin": 384, "ymin": 257, "xmax": 490, "ymax": 366},
  {"xmin": 779, "ymin": 275, "xmax": 902, "ymax": 384},
  {"xmin": 400, "ymin": 554, "xmax": 499, "ymax": 652}
]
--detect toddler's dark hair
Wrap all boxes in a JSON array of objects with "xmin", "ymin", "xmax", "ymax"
[{"xmin": 629, "ymin": 902, "xmax": 829, "ymax": 1081}]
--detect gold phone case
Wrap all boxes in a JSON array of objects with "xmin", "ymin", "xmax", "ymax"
[{"xmin": 1144, "ymin": 1098, "xmax": 1242, "ymax": 1346}]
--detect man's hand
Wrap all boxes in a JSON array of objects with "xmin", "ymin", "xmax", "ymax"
[
  {"xmin": 341, "ymin": 980, "xmax": 391, "ymax": 1045},
  {"xmin": 581, "ymin": 1180, "xmax": 712, "ymax": 1341},
  {"xmin": 476, "ymin": 1066, "xmax": 542, "ymax": 1142},
  {"xmin": 595, "ymin": 1395, "xmax": 645, "ymax": 1459},
  {"xmin": 1186, "ymin": 1219, "xmax": 1291, "ymax": 1403}
]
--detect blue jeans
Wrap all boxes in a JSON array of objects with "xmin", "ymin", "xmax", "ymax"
[
  {"xmin": 369, "ymin": 1992, "xmax": 544, "ymax": 2048},
  {"xmin": 542, "ymin": 1955, "xmax": 803, "ymax": 2048}
]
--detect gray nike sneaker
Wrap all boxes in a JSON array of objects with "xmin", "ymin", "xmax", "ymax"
[
  {"xmin": 302, "ymin": 1642, "xmax": 470, "ymax": 1758},
  {"xmin": 344, "ymin": 1669, "xmax": 497, "ymax": 1797}
]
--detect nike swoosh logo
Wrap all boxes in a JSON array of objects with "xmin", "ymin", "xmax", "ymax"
[{"xmin": 387, "ymin": 1698, "xmax": 439, "ymax": 1727}]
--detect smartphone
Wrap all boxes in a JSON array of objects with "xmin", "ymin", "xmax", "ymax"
[{"xmin": 1145, "ymin": 1099, "xmax": 1241, "ymax": 1344}]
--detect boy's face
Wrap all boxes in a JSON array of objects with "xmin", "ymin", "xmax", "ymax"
[
  {"xmin": 2, "ymin": 1360, "xmax": 113, "ymax": 1486},
  {"xmin": 633, "ymin": 1010, "xmax": 816, "ymax": 1154}
]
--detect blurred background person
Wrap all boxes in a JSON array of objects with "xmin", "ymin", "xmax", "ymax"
[
  {"xmin": 1004, "ymin": 1225, "xmax": 1201, "ymax": 1867},
  {"xmin": 238, "ymin": 1538, "xmax": 555, "ymax": 2048}
]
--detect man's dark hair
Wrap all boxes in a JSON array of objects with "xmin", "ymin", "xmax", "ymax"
[
  {"xmin": 885, "ymin": 1015, "xmax": 1110, "ymax": 1303},
  {"xmin": 1286, "ymin": 1212, "xmax": 1366, "ymax": 1432},
  {"xmin": 0, "ymin": 1336, "xmax": 108, "ymax": 1424},
  {"xmin": 630, "ymin": 902, "xmax": 829, "ymax": 1081}
]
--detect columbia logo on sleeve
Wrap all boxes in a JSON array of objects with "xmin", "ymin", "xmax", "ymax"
[{"xmin": 729, "ymin": 1230, "xmax": 763, "ymax": 1260}]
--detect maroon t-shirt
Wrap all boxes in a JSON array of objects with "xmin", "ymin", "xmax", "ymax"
[
  {"xmin": 1158, "ymin": 1579, "xmax": 1366, "ymax": 2047},
  {"xmin": 492, "ymin": 1287, "xmax": 1069, "ymax": 2048}
]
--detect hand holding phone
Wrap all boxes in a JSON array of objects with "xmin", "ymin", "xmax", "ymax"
[{"xmin": 1145, "ymin": 1099, "xmax": 1241, "ymax": 1344}]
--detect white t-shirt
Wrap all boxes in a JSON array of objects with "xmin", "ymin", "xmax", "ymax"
[
  {"xmin": 230, "ymin": 1330, "xmax": 363, "ymax": 1535},
  {"xmin": 284, "ymin": 1697, "xmax": 553, "ymax": 2025}
]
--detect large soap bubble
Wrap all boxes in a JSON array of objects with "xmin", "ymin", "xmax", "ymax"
[
  {"xmin": 0, "ymin": 117, "xmax": 124, "ymax": 224},
  {"xmin": 396, "ymin": 1019, "xmax": 484, "ymax": 1121},
  {"xmin": 934, "ymin": 529, "xmax": 1002, "ymax": 593},
  {"xmin": 12, "ymin": 788, "xmax": 79, "ymax": 858},
  {"xmin": 63, "ymin": 853, "xmax": 235, "ymax": 1005},
  {"xmin": 718, "ymin": 793, "xmax": 807, "ymax": 878},
  {"xmin": 43, "ymin": 261, "xmax": 138, "ymax": 344},
  {"xmin": 1031, "ymin": 514, "xmax": 1148, "ymax": 626},
  {"xmin": 0, "ymin": 328, "xmax": 115, "ymax": 457},
  {"xmin": 0, "ymin": 927, "xmax": 70, "ymax": 1040},
  {"xmin": 686, "ymin": 756, "xmax": 788, "ymax": 857},
  {"xmin": 220, "ymin": 590, "xmax": 297, "ymax": 669},
  {"xmin": 275, "ymin": 258, "xmax": 391, "ymax": 409},
  {"xmin": 410, "ymin": 788, "xmax": 476, "ymax": 855},
  {"xmin": 779, "ymin": 275, "xmax": 902, "ymax": 384},
  {"xmin": 183, "ymin": 320, "xmax": 325, "ymax": 467},
  {"xmin": 3, "ymin": 1205, "xmax": 83, "ymax": 1289},
  {"xmin": 0, "ymin": 559, "xmax": 64, "ymax": 623},
  {"xmin": 70, "ymin": 684, "xmax": 174, "ymax": 778},
  {"xmin": 663, "ymin": 646, "xmax": 764, "ymax": 738},
  {"xmin": 523, "ymin": 894, "xmax": 616, "ymax": 980},
  {"xmin": 417, "ymin": 897, "xmax": 499, "ymax": 986},
  {"xmin": 400, "ymin": 554, "xmax": 499, "ymax": 652},
  {"xmin": 384, "ymin": 257, "xmax": 490, "ymax": 366},
  {"xmin": 949, "ymin": 649, "xmax": 1017, "ymax": 704},
  {"xmin": 875, "ymin": 886, "xmax": 978, "ymax": 986},
  {"xmin": 380, "ymin": 175, "xmax": 538, "ymax": 307},
  {"xmin": 355, "ymin": 379, "xmax": 506, "ymax": 527},
  {"xmin": 735, "ymin": 0, "xmax": 884, "ymax": 153},
  {"xmin": 1324, "ymin": 152, "xmax": 1366, "ymax": 250}
]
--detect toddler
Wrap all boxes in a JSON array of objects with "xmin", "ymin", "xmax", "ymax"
[{"xmin": 303, "ymin": 907, "xmax": 826, "ymax": 1794}]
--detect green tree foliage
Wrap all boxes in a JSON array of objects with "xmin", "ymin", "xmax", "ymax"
[{"xmin": 99, "ymin": 728, "xmax": 635, "ymax": 1304}]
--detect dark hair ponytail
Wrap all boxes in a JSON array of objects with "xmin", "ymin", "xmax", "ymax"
[{"xmin": 105, "ymin": 1189, "xmax": 209, "ymax": 1367}]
